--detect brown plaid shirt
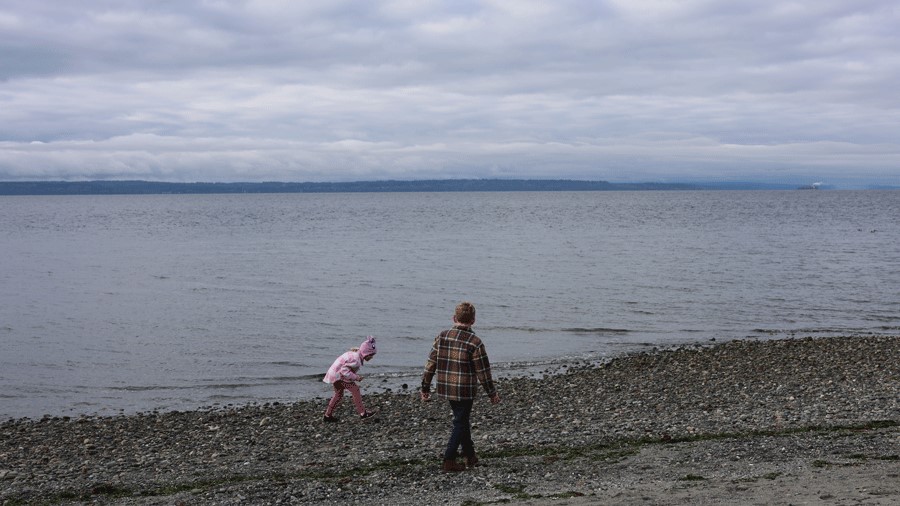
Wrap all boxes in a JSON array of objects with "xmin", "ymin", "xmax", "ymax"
[{"xmin": 421, "ymin": 325, "xmax": 496, "ymax": 400}]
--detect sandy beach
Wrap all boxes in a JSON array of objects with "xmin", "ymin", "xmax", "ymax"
[{"xmin": 2, "ymin": 335, "xmax": 897, "ymax": 505}]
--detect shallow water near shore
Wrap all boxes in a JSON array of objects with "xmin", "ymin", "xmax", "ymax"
[{"xmin": 2, "ymin": 190, "xmax": 899, "ymax": 418}]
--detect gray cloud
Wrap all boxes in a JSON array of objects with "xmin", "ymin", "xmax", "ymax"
[{"xmin": 1, "ymin": 0, "xmax": 898, "ymax": 187}]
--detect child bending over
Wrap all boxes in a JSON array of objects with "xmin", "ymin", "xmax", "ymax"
[{"xmin": 323, "ymin": 336, "xmax": 377, "ymax": 422}]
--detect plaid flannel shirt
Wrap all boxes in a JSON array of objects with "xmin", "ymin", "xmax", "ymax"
[{"xmin": 421, "ymin": 325, "xmax": 496, "ymax": 400}]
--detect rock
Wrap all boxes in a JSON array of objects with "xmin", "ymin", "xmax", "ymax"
[{"xmin": 1, "ymin": 336, "xmax": 898, "ymax": 505}]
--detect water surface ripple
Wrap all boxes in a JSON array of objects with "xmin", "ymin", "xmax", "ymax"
[{"xmin": 2, "ymin": 190, "xmax": 898, "ymax": 418}]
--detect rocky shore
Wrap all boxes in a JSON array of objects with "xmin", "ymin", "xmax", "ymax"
[{"xmin": 2, "ymin": 335, "xmax": 898, "ymax": 505}]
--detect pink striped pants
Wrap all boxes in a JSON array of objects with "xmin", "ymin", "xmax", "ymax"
[{"xmin": 325, "ymin": 380, "xmax": 366, "ymax": 416}]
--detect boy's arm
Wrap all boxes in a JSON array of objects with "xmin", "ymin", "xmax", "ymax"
[
  {"xmin": 420, "ymin": 339, "xmax": 439, "ymax": 400},
  {"xmin": 472, "ymin": 343, "xmax": 498, "ymax": 399}
]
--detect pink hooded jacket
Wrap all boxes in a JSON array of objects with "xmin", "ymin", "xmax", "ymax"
[
  {"xmin": 323, "ymin": 336, "xmax": 376, "ymax": 384},
  {"xmin": 323, "ymin": 350, "xmax": 364, "ymax": 384}
]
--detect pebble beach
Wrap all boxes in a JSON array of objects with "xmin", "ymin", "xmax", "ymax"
[{"xmin": 2, "ymin": 335, "xmax": 898, "ymax": 505}]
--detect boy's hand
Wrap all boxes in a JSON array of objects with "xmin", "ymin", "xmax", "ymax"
[
  {"xmin": 420, "ymin": 391, "xmax": 431, "ymax": 402},
  {"xmin": 490, "ymin": 393, "xmax": 501, "ymax": 405}
]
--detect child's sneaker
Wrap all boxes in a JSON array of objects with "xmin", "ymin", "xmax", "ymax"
[
  {"xmin": 323, "ymin": 415, "xmax": 340, "ymax": 423},
  {"xmin": 359, "ymin": 410, "xmax": 377, "ymax": 419}
]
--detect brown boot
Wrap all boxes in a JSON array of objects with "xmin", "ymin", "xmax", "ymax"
[
  {"xmin": 465, "ymin": 454, "xmax": 479, "ymax": 468},
  {"xmin": 441, "ymin": 459, "xmax": 466, "ymax": 473}
]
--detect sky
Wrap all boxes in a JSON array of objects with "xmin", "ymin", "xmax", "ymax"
[{"xmin": 1, "ymin": 1, "xmax": 898, "ymax": 187}]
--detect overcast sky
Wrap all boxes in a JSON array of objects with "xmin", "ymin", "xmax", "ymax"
[{"xmin": 1, "ymin": 1, "xmax": 898, "ymax": 187}]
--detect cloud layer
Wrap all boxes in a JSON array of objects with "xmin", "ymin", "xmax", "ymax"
[{"xmin": 1, "ymin": 0, "xmax": 898, "ymax": 186}]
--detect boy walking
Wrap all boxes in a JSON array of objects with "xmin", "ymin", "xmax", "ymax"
[{"xmin": 421, "ymin": 301, "xmax": 501, "ymax": 472}]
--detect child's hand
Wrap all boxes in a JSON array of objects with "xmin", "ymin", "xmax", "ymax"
[
  {"xmin": 420, "ymin": 391, "xmax": 431, "ymax": 402},
  {"xmin": 490, "ymin": 393, "xmax": 501, "ymax": 405},
  {"xmin": 357, "ymin": 376, "xmax": 363, "ymax": 381}
]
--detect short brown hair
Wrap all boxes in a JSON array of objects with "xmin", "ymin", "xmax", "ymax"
[{"xmin": 454, "ymin": 301, "xmax": 476, "ymax": 325}]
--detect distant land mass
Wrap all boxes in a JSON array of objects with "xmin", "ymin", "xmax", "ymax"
[{"xmin": 0, "ymin": 179, "xmax": 826, "ymax": 195}]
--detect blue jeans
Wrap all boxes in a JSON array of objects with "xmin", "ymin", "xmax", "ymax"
[{"xmin": 445, "ymin": 399, "xmax": 475, "ymax": 460}]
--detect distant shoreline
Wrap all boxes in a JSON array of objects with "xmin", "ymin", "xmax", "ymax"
[{"xmin": 0, "ymin": 179, "xmax": 841, "ymax": 195}]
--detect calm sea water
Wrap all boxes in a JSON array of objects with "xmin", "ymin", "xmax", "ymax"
[{"xmin": 2, "ymin": 190, "xmax": 899, "ymax": 419}]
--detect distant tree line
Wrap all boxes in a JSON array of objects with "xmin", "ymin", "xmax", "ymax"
[{"xmin": 0, "ymin": 179, "xmax": 811, "ymax": 195}]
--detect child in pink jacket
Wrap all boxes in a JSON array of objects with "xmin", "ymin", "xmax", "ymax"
[{"xmin": 322, "ymin": 336, "xmax": 377, "ymax": 422}]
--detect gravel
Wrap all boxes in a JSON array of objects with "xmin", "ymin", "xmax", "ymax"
[{"xmin": 1, "ymin": 335, "xmax": 897, "ymax": 505}]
